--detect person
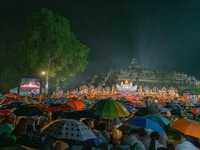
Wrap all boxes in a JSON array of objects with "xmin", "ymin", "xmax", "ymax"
[
  {"xmin": 120, "ymin": 129, "xmax": 145, "ymax": 150},
  {"xmin": 99, "ymin": 123, "xmax": 110, "ymax": 143},
  {"xmin": 111, "ymin": 117, "xmax": 122, "ymax": 141},
  {"xmin": 149, "ymin": 131, "xmax": 165, "ymax": 150},
  {"xmin": 174, "ymin": 133, "xmax": 199, "ymax": 150},
  {"xmin": 12, "ymin": 118, "xmax": 27, "ymax": 137}
]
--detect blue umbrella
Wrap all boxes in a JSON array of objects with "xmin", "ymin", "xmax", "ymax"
[
  {"xmin": 143, "ymin": 114, "xmax": 171, "ymax": 126},
  {"xmin": 125, "ymin": 116, "xmax": 164, "ymax": 133},
  {"xmin": 60, "ymin": 99, "xmax": 69, "ymax": 103},
  {"xmin": 42, "ymin": 99, "xmax": 56, "ymax": 105}
]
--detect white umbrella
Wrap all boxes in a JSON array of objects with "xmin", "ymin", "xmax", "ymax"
[{"xmin": 40, "ymin": 119, "xmax": 97, "ymax": 141}]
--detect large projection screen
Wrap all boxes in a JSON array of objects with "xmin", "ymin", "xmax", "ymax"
[{"xmin": 20, "ymin": 78, "xmax": 40, "ymax": 95}]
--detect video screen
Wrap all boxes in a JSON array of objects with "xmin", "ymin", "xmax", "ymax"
[{"xmin": 20, "ymin": 78, "xmax": 40, "ymax": 95}]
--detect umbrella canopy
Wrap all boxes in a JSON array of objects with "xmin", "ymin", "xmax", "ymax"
[
  {"xmin": 157, "ymin": 108, "xmax": 170, "ymax": 113},
  {"xmin": 125, "ymin": 116, "xmax": 164, "ymax": 133},
  {"xmin": 191, "ymin": 108, "xmax": 200, "ymax": 114},
  {"xmin": 0, "ymin": 109, "xmax": 13, "ymax": 116},
  {"xmin": 40, "ymin": 119, "xmax": 97, "ymax": 141},
  {"xmin": 44, "ymin": 104, "xmax": 75, "ymax": 112},
  {"xmin": 4, "ymin": 93, "xmax": 17, "ymax": 99},
  {"xmin": 42, "ymin": 100, "xmax": 56, "ymax": 105},
  {"xmin": 14, "ymin": 105, "xmax": 43, "ymax": 116},
  {"xmin": 170, "ymin": 118, "xmax": 200, "ymax": 138},
  {"xmin": 143, "ymin": 114, "xmax": 171, "ymax": 126},
  {"xmin": 89, "ymin": 99, "xmax": 130, "ymax": 119},
  {"xmin": 60, "ymin": 99, "xmax": 69, "ymax": 103},
  {"xmin": 65, "ymin": 100, "xmax": 85, "ymax": 110},
  {"xmin": 164, "ymin": 103, "xmax": 182, "ymax": 110},
  {"xmin": 0, "ymin": 102, "xmax": 26, "ymax": 109},
  {"xmin": 134, "ymin": 107, "xmax": 160, "ymax": 117}
]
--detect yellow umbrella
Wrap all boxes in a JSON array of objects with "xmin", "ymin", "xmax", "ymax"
[{"xmin": 170, "ymin": 118, "xmax": 200, "ymax": 138}]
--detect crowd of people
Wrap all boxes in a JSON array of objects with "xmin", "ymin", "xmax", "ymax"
[{"xmin": 0, "ymin": 94, "xmax": 199, "ymax": 150}]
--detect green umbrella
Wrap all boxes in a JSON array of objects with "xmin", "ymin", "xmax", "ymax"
[
  {"xmin": 143, "ymin": 114, "xmax": 171, "ymax": 126},
  {"xmin": 89, "ymin": 99, "xmax": 130, "ymax": 119}
]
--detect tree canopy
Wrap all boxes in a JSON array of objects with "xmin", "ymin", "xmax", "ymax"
[{"xmin": 0, "ymin": 8, "xmax": 89, "ymax": 93}]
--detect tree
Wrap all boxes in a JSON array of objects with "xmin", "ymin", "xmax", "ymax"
[
  {"xmin": 23, "ymin": 8, "xmax": 89, "ymax": 93},
  {"xmin": 195, "ymin": 87, "xmax": 200, "ymax": 95}
]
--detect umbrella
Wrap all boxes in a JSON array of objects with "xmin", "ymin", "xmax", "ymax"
[
  {"xmin": 170, "ymin": 118, "xmax": 200, "ymax": 138},
  {"xmin": 65, "ymin": 110, "xmax": 91, "ymax": 119},
  {"xmin": 65, "ymin": 100, "xmax": 85, "ymax": 110},
  {"xmin": 164, "ymin": 104, "xmax": 182, "ymax": 110},
  {"xmin": 157, "ymin": 108, "xmax": 170, "ymax": 113},
  {"xmin": 44, "ymin": 104, "xmax": 75, "ymax": 112},
  {"xmin": 89, "ymin": 99, "xmax": 130, "ymax": 119},
  {"xmin": 0, "ymin": 109, "xmax": 13, "ymax": 116},
  {"xmin": 40, "ymin": 119, "xmax": 97, "ymax": 141},
  {"xmin": 134, "ymin": 107, "xmax": 160, "ymax": 117},
  {"xmin": 28, "ymin": 104, "xmax": 44, "ymax": 110},
  {"xmin": 0, "ymin": 102, "xmax": 26, "ymax": 109},
  {"xmin": 14, "ymin": 106, "xmax": 43, "ymax": 116},
  {"xmin": 191, "ymin": 108, "xmax": 200, "ymax": 114},
  {"xmin": 125, "ymin": 116, "xmax": 164, "ymax": 133},
  {"xmin": 60, "ymin": 99, "xmax": 69, "ymax": 103},
  {"xmin": 4, "ymin": 93, "xmax": 17, "ymax": 99},
  {"xmin": 143, "ymin": 114, "xmax": 171, "ymax": 126},
  {"xmin": 42, "ymin": 100, "xmax": 56, "ymax": 105}
]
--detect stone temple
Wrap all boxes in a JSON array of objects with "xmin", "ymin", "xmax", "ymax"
[{"xmin": 83, "ymin": 58, "xmax": 200, "ymax": 94}]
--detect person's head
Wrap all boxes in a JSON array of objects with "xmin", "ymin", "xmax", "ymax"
[
  {"xmin": 149, "ymin": 131, "xmax": 160, "ymax": 150},
  {"xmin": 138, "ymin": 128, "xmax": 147, "ymax": 140},
  {"xmin": 53, "ymin": 140, "xmax": 69, "ymax": 150},
  {"xmin": 99, "ymin": 123, "xmax": 106, "ymax": 131},
  {"xmin": 150, "ymin": 131, "xmax": 160, "ymax": 141},
  {"xmin": 130, "ymin": 129, "xmax": 140, "ymax": 139}
]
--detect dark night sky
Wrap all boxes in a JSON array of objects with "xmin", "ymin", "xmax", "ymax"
[{"xmin": 1, "ymin": 0, "xmax": 200, "ymax": 89}]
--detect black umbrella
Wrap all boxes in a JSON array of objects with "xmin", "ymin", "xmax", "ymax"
[{"xmin": 14, "ymin": 106, "xmax": 43, "ymax": 116}]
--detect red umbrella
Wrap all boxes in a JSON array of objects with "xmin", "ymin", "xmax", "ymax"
[
  {"xmin": 29, "ymin": 104, "xmax": 44, "ymax": 110},
  {"xmin": 4, "ymin": 93, "xmax": 17, "ymax": 99},
  {"xmin": 65, "ymin": 99, "xmax": 85, "ymax": 110},
  {"xmin": 0, "ymin": 109, "xmax": 13, "ymax": 116},
  {"xmin": 44, "ymin": 104, "xmax": 75, "ymax": 112}
]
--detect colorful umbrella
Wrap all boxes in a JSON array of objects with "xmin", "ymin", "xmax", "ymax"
[
  {"xmin": 65, "ymin": 100, "xmax": 85, "ymax": 110},
  {"xmin": 191, "ymin": 108, "xmax": 200, "ymax": 114},
  {"xmin": 40, "ymin": 119, "xmax": 97, "ymax": 141},
  {"xmin": 0, "ymin": 109, "xmax": 13, "ymax": 116},
  {"xmin": 89, "ymin": 99, "xmax": 130, "ymax": 119},
  {"xmin": 44, "ymin": 104, "xmax": 75, "ymax": 112},
  {"xmin": 14, "ymin": 106, "xmax": 43, "ymax": 116},
  {"xmin": 170, "ymin": 118, "xmax": 200, "ymax": 138},
  {"xmin": 42, "ymin": 99, "xmax": 56, "ymax": 105},
  {"xmin": 143, "ymin": 114, "xmax": 171, "ymax": 126},
  {"xmin": 125, "ymin": 116, "xmax": 164, "ymax": 133}
]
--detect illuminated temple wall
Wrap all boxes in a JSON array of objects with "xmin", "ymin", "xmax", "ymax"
[{"xmin": 83, "ymin": 58, "xmax": 200, "ymax": 94}]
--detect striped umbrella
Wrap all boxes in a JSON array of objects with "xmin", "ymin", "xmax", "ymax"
[{"xmin": 89, "ymin": 99, "xmax": 130, "ymax": 119}]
